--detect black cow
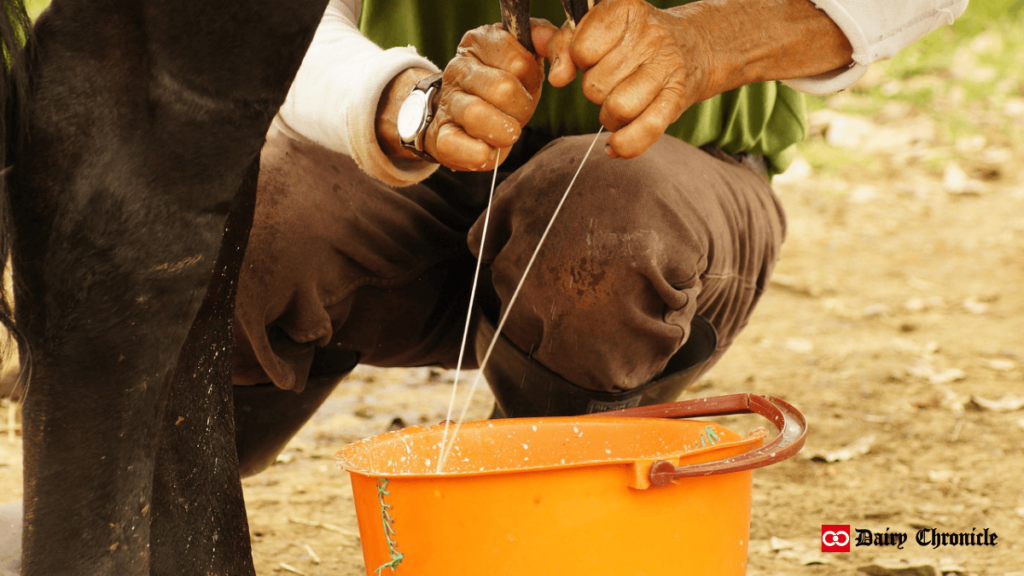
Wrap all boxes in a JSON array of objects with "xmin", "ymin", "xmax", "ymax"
[{"xmin": 1, "ymin": 0, "xmax": 330, "ymax": 573}]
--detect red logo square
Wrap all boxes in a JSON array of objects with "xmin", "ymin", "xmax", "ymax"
[{"xmin": 821, "ymin": 525, "xmax": 851, "ymax": 552}]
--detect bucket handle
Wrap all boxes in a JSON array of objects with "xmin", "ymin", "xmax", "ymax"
[{"xmin": 594, "ymin": 393, "xmax": 807, "ymax": 487}]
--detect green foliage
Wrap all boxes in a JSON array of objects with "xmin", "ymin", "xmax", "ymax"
[
  {"xmin": 24, "ymin": 0, "xmax": 47, "ymax": 20},
  {"xmin": 804, "ymin": 0, "xmax": 1024, "ymax": 175}
]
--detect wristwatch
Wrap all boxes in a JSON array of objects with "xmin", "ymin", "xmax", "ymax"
[{"xmin": 396, "ymin": 72, "xmax": 443, "ymax": 162}]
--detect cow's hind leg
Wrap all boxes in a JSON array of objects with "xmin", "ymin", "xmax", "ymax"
[
  {"xmin": 149, "ymin": 159, "xmax": 259, "ymax": 576},
  {"xmin": 11, "ymin": 1, "xmax": 329, "ymax": 574}
]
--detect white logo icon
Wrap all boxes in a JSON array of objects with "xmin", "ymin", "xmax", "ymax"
[{"xmin": 822, "ymin": 530, "xmax": 850, "ymax": 547}]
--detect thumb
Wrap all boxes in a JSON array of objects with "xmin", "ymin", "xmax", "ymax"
[{"xmin": 530, "ymin": 18, "xmax": 560, "ymax": 59}]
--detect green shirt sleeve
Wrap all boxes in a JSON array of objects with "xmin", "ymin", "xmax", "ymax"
[{"xmin": 360, "ymin": 0, "xmax": 806, "ymax": 174}]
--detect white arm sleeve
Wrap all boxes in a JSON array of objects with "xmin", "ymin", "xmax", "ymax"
[
  {"xmin": 273, "ymin": 0, "xmax": 441, "ymax": 186},
  {"xmin": 784, "ymin": 0, "xmax": 969, "ymax": 95}
]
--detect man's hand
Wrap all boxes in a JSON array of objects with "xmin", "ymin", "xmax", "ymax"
[
  {"xmin": 377, "ymin": 20, "xmax": 557, "ymax": 172},
  {"xmin": 540, "ymin": 0, "xmax": 854, "ymax": 159}
]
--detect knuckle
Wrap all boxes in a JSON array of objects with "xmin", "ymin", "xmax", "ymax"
[
  {"xmin": 581, "ymin": 76, "xmax": 606, "ymax": 104},
  {"xmin": 444, "ymin": 58, "xmax": 470, "ymax": 83},
  {"xmin": 636, "ymin": 116, "xmax": 664, "ymax": 142},
  {"xmin": 460, "ymin": 99, "xmax": 486, "ymax": 130},
  {"xmin": 466, "ymin": 143, "xmax": 492, "ymax": 168},
  {"xmin": 603, "ymin": 97, "xmax": 636, "ymax": 126},
  {"xmin": 492, "ymin": 75, "xmax": 521, "ymax": 103},
  {"xmin": 506, "ymin": 54, "xmax": 532, "ymax": 80},
  {"xmin": 458, "ymin": 27, "xmax": 485, "ymax": 48}
]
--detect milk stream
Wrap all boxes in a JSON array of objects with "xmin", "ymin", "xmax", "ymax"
[{"xmin": 436, "ymin": 128, "xmax": 606, "ymax": 473}]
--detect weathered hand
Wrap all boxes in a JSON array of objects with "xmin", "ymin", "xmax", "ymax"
[
  {"xmin": 540, "ymin": 0, "xmax": 716, "ymax": 160},
  {"xmin": 540, "ymin": 0, "xmax": 854, "ymax": 160},
  {"xmin": 423, "ymin": 20, "xmax": 557, "ymax": 171}
]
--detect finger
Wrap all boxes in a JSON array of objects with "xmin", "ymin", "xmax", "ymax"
[
  {"xmin": 541, "ymin": 23, "xmax": 577, "ymax": 87},
  {"xmin": 578, "ymin": 42, "xmax": 642, "ymax": 106},
  {"xmin": 604, "ymin": 87, "xmax": 687, "ymax": 159},
  {"xmin": 569, "ymin": 0, "xmax": 630, "ymax": 70},
  {"xmin": 446, "ymin": 59, "xmax": 535, "ymax": 127},
  {"xmin": 597, "ymin": 63, "xmax": 664, "ymax": 132},
  {"xmin": 443, "ymin": 90, "xmax": 521, "ymax": 149},
  {"xmin": 460, "ymin": 25, "xmax": 543, "ymax": 94},
  {"xmin": 529, "ymin": 18, "xmax": 559, "ymax": 60},
  {"xmin": 430, "ymin": 122, "xmax": 511, "ymax": 172}
]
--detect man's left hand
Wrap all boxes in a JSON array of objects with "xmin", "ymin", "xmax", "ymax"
[
  {"xmin": 542, "ymin": 0, "xmax": 717, "ymax": 160},
  {"xmin": 541, "ymin": 0, "xmax": 854, "ymax": 160}
]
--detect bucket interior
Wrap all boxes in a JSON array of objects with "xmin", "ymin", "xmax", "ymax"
[{"xmin": 337, "ymin": 416, "xmax": 760, "ymax": 477}]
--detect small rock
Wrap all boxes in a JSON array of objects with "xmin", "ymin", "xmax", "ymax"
[
  {"xmin": 809, "ymin": 435, "xmax": 876, "ymax": 463},
  {"xmin": 823, "ymin": 113, "xmax": 877, "ymax": 149},
  {"xmin": 878, "ymin": 101, "xmax": 912, "ymax": 121},
  {"xmin": 858, "ymin": 563, "xmax": 938, "ymax": 576},
  {"xmin": 910, "ymin": 366, "xmax": 967, "ymax": 385},
  {"xmin": 954, "ymin": 135, "xmax": 986, "ymax": 153},
  {"xmin": 981, "ymin": 146, "xmax": 1012, "ymax": 166},
  {"xmin": 904, "ymin": 296, "xmax": 944, "ymax": 312},
  {"xmin": 980, "ymin": 358, "xmax": 1016, "ymax": 372},
  {"xmin": 848, "ymin": 185, "xmax": 880, "ymax": 204},
  {"xmin": 968, "ymin": 394, "xmax": 1024, "ymax": 412},
  {"xmin": 968, "ymin": 30, "xmax": 1004, "ymax": 55},
  {"xmin": 1004, "ymin": 98, "xmax": 1024, "ymax": 117},
  {"xmin": 784, "ymin": 338, "xmax": 815, "ymax": 354},
  {"xmin": 934, "ymin": 385, "xmax": 969, "ymax": 415},
  {"xmin": 937, "ymin": 557, "xmax": 967, "ymax": 575},
  {"xmin": 770, "ymin": 274, "xmax": 823, "ymax": 298},
  {"xmin": 961, "ymin": 297, "xmax": 988, "ymax": 315},
  {"xmin": 862, "ymin": 304, "xmax": 890, "ymax": 318},
  {"xmin": 773, "ymin": 157, "xmax": 812, "ymax": 186},
  {"xmin": 930, "ymin": 369, "xmax": 967, "ymax": 385},
  {"xmin": 943, "ymin": 163, "xmax": 985, "ymax": 195},
  {"xmin": 770, "ymin": 536, "xmax": 795, "ymax": 551}
]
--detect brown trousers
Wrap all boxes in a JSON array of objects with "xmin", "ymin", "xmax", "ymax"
[{"xmin": 232, "ymin": 129, "xmax": 785, "ymax": 393}]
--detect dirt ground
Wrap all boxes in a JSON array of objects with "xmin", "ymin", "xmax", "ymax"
[
  {"xmin": 233, "ymin": 102, "xmax": 1024, "ymax": 574},
  {"xmin": 3, "ymin": 51, "xmax": 1024, "ymax": 576}
]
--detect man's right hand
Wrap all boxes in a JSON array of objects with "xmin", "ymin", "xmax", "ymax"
[{"xmin": 376, "ymin": 20, "xmax": 557, "ymax": 172}]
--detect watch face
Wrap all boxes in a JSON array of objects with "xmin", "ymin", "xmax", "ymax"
[{"xmin": 397, "ymin": 90, "xmax": 429, "ymax": 142}]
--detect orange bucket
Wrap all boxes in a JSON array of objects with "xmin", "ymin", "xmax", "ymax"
[{"xmin": 336, "ymin": 394, "xmax": 805, "ymax": 575}]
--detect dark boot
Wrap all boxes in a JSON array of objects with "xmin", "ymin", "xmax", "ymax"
[
  {"xmin": 233, "ymin": 349, "xmax": 358, "ymax": 477},
  {"xmin": 476, "ymin": 307, "xmax": 718, "ymax": 418}
]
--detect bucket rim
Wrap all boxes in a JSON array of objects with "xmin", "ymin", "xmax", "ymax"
[{"xmin": 335, "ymin": 416, "xmax": 764, "ymax": 480}]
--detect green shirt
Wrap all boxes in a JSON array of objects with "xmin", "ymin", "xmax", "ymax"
[{"xmin": 360, "ymin": 0, "xmax": 806, "ymax": 173}]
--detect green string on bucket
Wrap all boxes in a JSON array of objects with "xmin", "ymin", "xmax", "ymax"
[{"xmin": 375, "ymin": 478, "xmax": 404, "ymax": 574}]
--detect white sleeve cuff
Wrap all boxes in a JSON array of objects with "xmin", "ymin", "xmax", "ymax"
[
  {"xmin": 342, "ymin": 48, "xmax": 442, "ymax": 187},
  {"xmin": 784, "ymin": 0, "xmax": 968, "ymax": 95},
  {"xmin": 274, "ymin": 0, "xmax": 441, "ymax": 187}
]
